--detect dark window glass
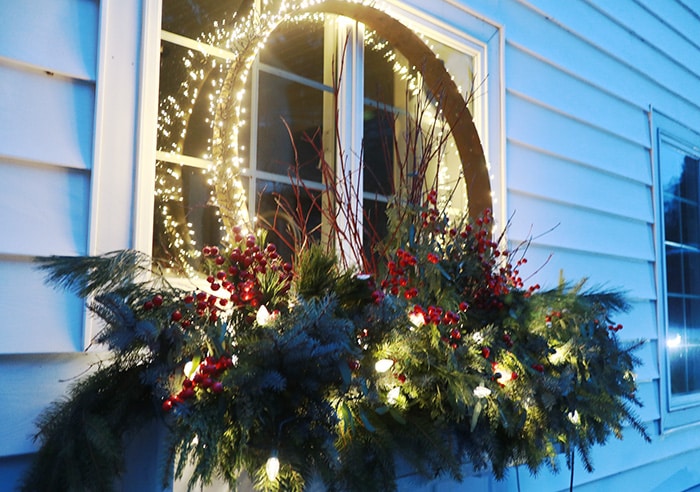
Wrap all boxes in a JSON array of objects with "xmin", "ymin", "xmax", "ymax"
[
  {"xmin": 162, "ymin": 0, "xmax": 252, "ymax": 40},
  {"xmin": 256, "ymin": 71, "xmax": 325, "ymax": 181}
]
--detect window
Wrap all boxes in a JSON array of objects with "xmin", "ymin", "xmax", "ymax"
[
  {"xmin": 153, "ymin": 0, "xmax": 494, "ymax": 274},
  {"xmin": 656, "ymin": 112, "xmax": 700, "ymax": 427}
]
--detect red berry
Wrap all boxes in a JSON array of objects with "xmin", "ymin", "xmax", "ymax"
[
  {"xmin": 152, "ymin": 294, "xmax": 163, "ymax": 307},
  {"xmin": 178, "ymin": 387, "xmax": 195, "ymax": 400},
  {"xmin": 162, "ymin": 398, "xmax": 174, "ymax": 412},
  {"xmin": 482, "ymin": 347, "xmax": 491, "ymax": 359},
  {"xmin": 143, "ymin": 300, "xmax": 154, "ymax": 310},
  {"xmin": 171, "ymin": 310, "xmax": 183, "ymax": 322},
  {"xmin": 211, "ymin": 381, "xmax": 224, "ymax": 394}
]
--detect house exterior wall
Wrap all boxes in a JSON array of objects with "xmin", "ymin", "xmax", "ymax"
[
  {"xmin": 0, "ymin": 0, "xmax": 145, "ymax": 486},
  {"xmin": 1, "ymin": 0, "xmax": 699, "ymax": 491}
]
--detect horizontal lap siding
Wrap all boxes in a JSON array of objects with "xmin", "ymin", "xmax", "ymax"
[
  {"xmin": 0, "ymin": 0, "xmax": 98, "ymax": 352},
  {"xmin": 0, "ymin": 0, "xmax": 99, "ymax": 474}
]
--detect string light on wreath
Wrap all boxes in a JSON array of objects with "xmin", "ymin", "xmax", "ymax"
[{"xmin": 155, "ymin": 0, "xmax": 463, "ymax": 274}]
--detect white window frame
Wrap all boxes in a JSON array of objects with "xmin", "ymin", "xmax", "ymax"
[{"xmin": 654, "ymin": 110, "xmax": 700, "ymax": 430}]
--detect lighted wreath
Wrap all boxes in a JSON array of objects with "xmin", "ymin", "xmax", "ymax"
[
  {"xmin": 156, "ymin": 0, "xmax": 490, "ymax": 273},
  {"xmin": 21, "ymin": 1, "xmax": 649, "ymax": 492}
]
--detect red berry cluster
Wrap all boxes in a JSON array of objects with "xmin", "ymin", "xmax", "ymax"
[
  {"xmin": 143, "ymin": 293, "xmax": 165, "ymax": 311},
  {"xmin": 201, "ymin": 229, "xmax": 292, "ymax": 310},
  {"xmin": 142, "ymin": 292, "xmax": 194, "ymax": 326},
  {"xmin": 450, "ymin": 208, "xmax": 540, "ymax": 310},
  {"xmin": 381, "ymin": 248, "xmax": 417, "ymax": 297},
  {"xmin": 410, "ymin": 304, "xmax": 467, "ymax": 349},
  {"xmin": 162, "ymin": 355, "xmax": 234, "ymax": 412},
  {"xmin": 608, "ymin": 323, "xmax": 623, "ymax": 332}
]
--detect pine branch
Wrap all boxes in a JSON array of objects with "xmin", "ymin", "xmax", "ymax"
[{"xmin": 36, "ymin": 250, "xmax": 153, "ymax": 299}]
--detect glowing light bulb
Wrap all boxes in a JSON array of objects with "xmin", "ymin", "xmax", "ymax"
[
  {"xmin": 375, "ymin": 359, "xmax": 394, "ymax": 373},
  {"xmin": 492, "ymin": 363, "xmax": 514, "ymax": 385},
  {"xmin": 256, "ymin": 305, "xmax": 272, "ymax": 326},
  {"xmin": 473, "ymin": 384, "xmax": 491, "ymax": 399},
  {"xmin": 183, "ymin": 360, "xmax": 195, "ymax": 377},
  {"xmin": 387, "ymin": 386, "xmax": 401, "ymax": 405},
  {"xmin": 409, "ymin": 312, "xmax": 425, "ymax": 328},
  {"xmin": 265, "ymin": 450, "xmax": 280, "ymax": 481}
]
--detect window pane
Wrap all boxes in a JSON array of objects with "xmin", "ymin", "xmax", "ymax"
[
  {"xmin": 663, "ymin": 137, "xmax": 700, "ymax": 398},
  {"xmin": 158, "ymin": 42, "xmax": 216, "ymax": 155},
  {"xmin": 668, "ymin": 297, "xmax": 687, "ymax": 394},
  {"xmin": 680, "ymin": 156, "xmax": 700, "ymax": 203},
  {"xmin": 660, "ymin": 141, "xmax": 687, "ymax": 199},
  {"xmin": 681, "ymin": 201, "xmax": 700, "ymax": 247},
  {"xmin": 363, "ymin": 106, "xmax": 394, "ymax": 195},
  {"xmin": 664, "ymin": 195, "xmax": 682, "ymax": 244},
  {"xmin": 256, "ymin": 72, "xmax": 325, "ymax": 181},
  {"xmin": 255, "ymin": 180, "xmax": 322, "ymax": 262},
  {"xmin": 363, "ymin": 198, "xmax": 388, "ymax": 265},
  {"xmin": 260, "ymin": 16, "xmax": 326, "ymax": 84},
  {"xmin": 153, "ymin": 162, "xmax": 224, "ymax": 271},
  {"xmin": 685, "ymin": 299, "xmax": 700, "ymax": 393},
  {"xmin": 666, "ymin": 245, "xmax": 682, "ymax": 294},
  {"xmin": 162, "ymin": 0, "xmax": 252, "ymax": 40},
  {"xmin": 684, "ymin": 250, "xmax": 700, "ymax": 296}
]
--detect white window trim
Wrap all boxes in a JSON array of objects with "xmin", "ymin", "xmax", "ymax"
[
  {"xmin": 83, "ymin": 0, "xmax": 160, "ymax": 348},
  {"xmin": 653, "ymin": 109, "xmax": 700, "ymax": 431}
]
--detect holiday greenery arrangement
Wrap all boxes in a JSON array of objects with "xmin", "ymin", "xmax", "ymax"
[{"xmin": 21, "ymin": 191, "xmax": 649, "ymax": 492}]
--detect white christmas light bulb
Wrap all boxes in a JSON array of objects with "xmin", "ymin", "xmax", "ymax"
[
  {"xmin": 256, "ymin": 305, "xmax": 271, "ymax": 326},
  {"xmin": 265, "ymin": 450, "xmax": 280, "ymax": 481},
  {"xmin": 473, "ymin": 384, "xmax": 491, "ymax": 399},
  {"xmin": 408, "ymin": 312, "xmax": 425, "ymax": 328},
  {"xmin": 375, "ymin": 359, "xmax": 394, "ymax": 373},
  {"xmin": 387, "ymin": 386, "xmax": 401, "ymax": 405}
]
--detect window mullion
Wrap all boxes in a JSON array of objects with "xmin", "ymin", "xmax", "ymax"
[{"xmin": 334, "ymin": 17, "xmax": 365, "ymax": 268}]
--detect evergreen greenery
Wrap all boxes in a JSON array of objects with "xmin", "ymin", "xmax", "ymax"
[{"xmin": 21, "ymin": 197, "xmax": 649, "ymax": 491}]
